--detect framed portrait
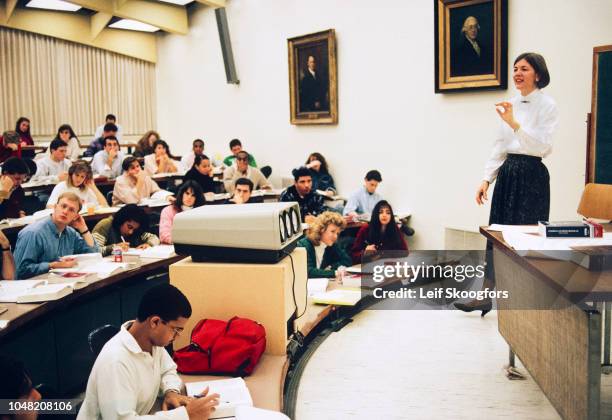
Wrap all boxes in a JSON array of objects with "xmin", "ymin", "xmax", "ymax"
[
  {"xmin": 288, "ymin": 29, "xmax": 338, "ymax": 125},
  {"xmin": 434, "ymin": 0, "xmax": 507, "ymax": 93}
]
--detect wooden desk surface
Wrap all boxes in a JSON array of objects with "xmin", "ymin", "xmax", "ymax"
[
  {"xmin": 481, "ymin": 226, "xmax": 612, "ymax": 302},
  {"xmin": 0, "ymin": 254, "xmax": 185, "ymax": 339}
]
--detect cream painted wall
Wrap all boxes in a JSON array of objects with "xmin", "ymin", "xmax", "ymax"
[{"xmin": 155, "ymin": 0, "xmax": 612, "ymax": 249}]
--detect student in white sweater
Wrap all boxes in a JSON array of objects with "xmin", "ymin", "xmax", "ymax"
[
  {"xmin": 33, "ymin": 139, "xmax": 71, "ymax": 183},
  {"xmin": 46, "ymin": 161, "xmax": 108, "ymax": 209}
]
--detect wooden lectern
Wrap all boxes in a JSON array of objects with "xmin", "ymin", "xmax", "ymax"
[{"xmin": 169, "ymin": 248, "xmax": 307, "ymax": 355}]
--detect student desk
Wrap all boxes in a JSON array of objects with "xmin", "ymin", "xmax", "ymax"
[
  {"xmin": 481, "ymin": 226, "xmax": 612, "ymax": 420},
  {"xmin": 0, "ymin": 254, "xmax": 184, "ymax": 395}
]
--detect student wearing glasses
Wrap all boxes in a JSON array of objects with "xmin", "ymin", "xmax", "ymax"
[
  {"xmin": 78, "ymin": 284, "xmax": 220, "ymax": 419},
  {"xmin": 222, "ymin": 151, "xmax": 271, "ymax": 193},
  {"xmin": 0, "ymin": 157, "xmax": 30, "ymax": 220}
]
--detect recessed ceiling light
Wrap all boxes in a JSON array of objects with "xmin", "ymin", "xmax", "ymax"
[
  {"xmin": 108, "ymin": 19, "xmax": 160, "ymax": 33},
  {"xmin": 158, "ymin": 0, "xmax": 193, "ymax": 5},
  {"xmin": 26, "ymin": 0, "xmax": 82, "ymax": 12}
]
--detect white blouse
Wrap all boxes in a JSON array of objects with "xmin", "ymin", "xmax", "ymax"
[
  {"xmin": 314, "ymin": 242, "xmax": 328, "ymax": 269},
  {"xmin": 483, "ymin": 89, "xmax": 559, "ymax": 183},
  {"xmin": 47, "ymin": 181, "xmax": 98, "ymax": 207}
]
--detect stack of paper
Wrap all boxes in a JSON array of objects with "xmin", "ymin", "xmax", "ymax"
[
  {"xmin": 185, "ymin": 378, "xmax": 253, "ymax": 419},
  {"xmin": 307, "ymin": 278, "xmax": 329, "ymax": 296}
]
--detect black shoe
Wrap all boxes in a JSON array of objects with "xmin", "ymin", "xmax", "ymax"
[{"xmin": 454, "ymin": 301, "xmax": 492, "ymax": 317}]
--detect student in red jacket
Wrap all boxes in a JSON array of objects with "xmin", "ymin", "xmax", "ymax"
[{"xmin": 351, "ymin": 200, "xmax": 408, "ymax": 264}]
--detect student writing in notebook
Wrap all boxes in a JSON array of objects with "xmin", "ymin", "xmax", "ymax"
[
  {"xmin": 93, "ymin": 204, "xmax": 160, "ymax": 256},
  {"xmin": 297, "ymin": 211, "xmax": 351, "ymax": 278},
  {"xmin": 78, "ymin": 284, "xmax": 219, "ymax": 419}
]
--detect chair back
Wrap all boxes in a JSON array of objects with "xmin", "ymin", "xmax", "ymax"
[
  {"xmin": 577, "ymin": 183, "xmax": 612, "ymax": 220},
  {"xmin": 88, "ymin": 324, "xmax": 120, "ymax": 356}
]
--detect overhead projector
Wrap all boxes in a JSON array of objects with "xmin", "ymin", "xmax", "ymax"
[{"xmin": 172, "ymin": 202, "xmax": 303, "ymax": 263}]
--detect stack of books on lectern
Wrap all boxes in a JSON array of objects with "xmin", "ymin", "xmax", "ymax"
[{"xmin": 538, "ymin": 220, "xmax": 603, "ymax": 238}]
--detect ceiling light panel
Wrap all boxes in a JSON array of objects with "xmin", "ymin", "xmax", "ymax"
[
  {"xmin": 26, "ymin": 0, "xmax": 82, "ymax": 12},
  {"xmin": 108, "ymin": 19, "xmax": 160, "ymax": 32}
]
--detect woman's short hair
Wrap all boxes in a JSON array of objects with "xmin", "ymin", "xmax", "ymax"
[
  {"xmin": 306, "ymin": 211, "xmax": 346, "ymax": 245},
  {"xmin": 514, "ymin": 52, "xmax": 550, "ymax": 88},
  {"xmin": 67, "ymin": 161, "xmax": 93, "ymax": 190},
  {"xmin": 122, "ymin": 156, "xmax": 140, "ymax": 172},
  {"xmin": 174, "ymin": 180, "xmax": 205, "ymax": 210},
  {"xmin": 111, "ymin": 204, "xmax": 149, "ymax": 233},
  {"xmin": 193, "ymin": 154, "xmax": 210, "ymax": 168}
]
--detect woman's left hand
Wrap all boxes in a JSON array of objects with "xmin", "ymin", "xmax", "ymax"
[{"xmin": 495, "ymin": 102, "xmax": 519, "ymax": 130}]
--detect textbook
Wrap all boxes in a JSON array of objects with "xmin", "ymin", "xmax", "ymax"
[
  {"xmin": 538, "ymin": 221, "xmax": 591, "ymax": 238},
  {"xmin": 47, "ymin": 272, "xmax": 99, "ymax": 289},
  {"xmin": 570, "ymin": 245, "xmax": 612, "ymax": 271},
  {"xmin": 185, "ymin": 377, "xmax": 253, "ymax": 419},
  {"xmin": 310, "ymin": 288, "xmax": 362, "ymax": 306},
  {"xmin": 0, "ymin": 283, "xmax": 72, "ymax": 303}
]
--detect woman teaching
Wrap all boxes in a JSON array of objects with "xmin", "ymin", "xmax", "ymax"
[{"xmin": 456, "ymin": 52, "xmax": 559, "ymax": 316}]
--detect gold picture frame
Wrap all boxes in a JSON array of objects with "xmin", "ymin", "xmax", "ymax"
[
  {"xmin": 288, "ymin": 29, "xmax": 338, "ymax": 125},
  {"xmin": 435, "ymin": 0, "xmax": 507, "ymax": 93}
]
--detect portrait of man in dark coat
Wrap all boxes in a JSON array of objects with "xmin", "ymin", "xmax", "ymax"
[{"xmin": 299, "ymin": 55, "xmax": 329, "ymax": 112}]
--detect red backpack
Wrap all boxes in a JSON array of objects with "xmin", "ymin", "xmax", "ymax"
[{"xmin": 173, "ymin": 317, "xmax": 266, "ymax": 376}]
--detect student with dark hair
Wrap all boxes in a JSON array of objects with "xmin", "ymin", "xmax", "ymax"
[
  {"xmin": 144, "ymin": 139, "xmax": 179, "ymax": 175},
  {"xmin": 159, "ymin": 180, "xmax": 205, "ymax": 244},
  {"xmin": 226, "ymin": 177, "xmax": 260, "ymax": 204},
  {"xmin": 0, "ymin": 355, "xmax": 41, "ymax": 419},
  {"xmin": 52, "ymin": 124, "xmax": 81, "ymax": 161},
  {"xmin": 15, "ymin": 117, "xmax": 35, "ymax": 159},
  {"xmin": 222, "ymin": 138, "xmax": 257, "ymax": 168},
  {"xmin": 14, "ymin": 192, "xmax": 98, "ymax": 279},
  {"xmin": 92, "ymin": 204, "xmax": 159, "ymax": 256},
  {"xmin": 113, "ymin": 157, "xmax": 172, "ymax": 206},
  {"xmin": 32, "ymin": 139, "xmax": 71, "ymax": 183},
  {"xmin": 133, "ymin": 130, "xmax": 160, "ymax": 158},
  {"xmin": 93, "ymin": 113, "xmax": 123, "ymax": 143},
  {"xmin": 304, "ymin": 152, "xmax": 336, "ymax": 194},
  {"xmin": 78, "ymin": 284, "xmax": 219, "ymax": 419},
  {"xmin": 84, "ymin": 123, "xmax": 117, "ymax": 158},
  {"xmin": 184, "ymin": 154, "xmax": 216, "ymax": 193},
  {"xmin": 46, "ymin": 161, "xmax": 107, "ymax": 208},
  {"xmin": 344, "ymin": 169, "xmax": 384, "ymax": 217},
  {"xmin": 280, "ymin": 166, "xmax": 324, "ymax": 223},
  {"xmin": 297, "ymin": 211, "xmax": 351, "ymax": 278},
  {"xmin": 350, "ymin": 200, "xmax": 408, "ymax": 264},
  {"xmin": 91, "ymin": 136, "xmax": 125, "ymax": 179},
  {"xmin": 223, "ymin": 151, "xmax": 271, "ymax": 193},
  {"xmin": 180, "ymin": 138, "xmax": 205, "ymax": 170},
  {"xmin": 0, "ymin": 157, "xmax": 30, "ymax": 219}
]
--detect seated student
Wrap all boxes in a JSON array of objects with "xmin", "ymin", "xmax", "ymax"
[
  {"xmin": 184, "ymin": 154, "xmax": 216, "ymax": 194},
  {"xmin": 144, "ymin": 140, "xmax": 180, "ymax": 175},
  {"xmin": 303, "ymin": 152, "xmax": 336, "ymax": 194},
  {"xmin": 297, "ymin": 211, "xmax": 351, "ymax": 278},
  {"xmin": 0, "ymin": 230, "xmax": 15, "ymax": 280},
  {"xmin": 93, "ymin": 113, "xmax": 123, "ymax": 143},
  {"xmin": 159, "ymin": 180, "xmax": 205, "ymax": 244},
  {"xmin": 92, "ymin": 204, "xmax": 160, "ymax": 256},
  {"xmin": 32, "ymin": 139, "xmax": 71, "ymax": 183},
  {"xmin": 112, "ymin": 157, "xmax": 172, "ymax": 206},
  {"xmin": 223, "ymin": 138, "xmax": 257, "ymax": 168},
  {"xmin": 0, "ymin": 130, "xmax": 21, "ymax": 163},
  {"xmin": 280, "ymin": 167, "xmax": 324, "ymax": 223},
  {"xmin": 343, "ymin": 169, "xmax": 383, "ymax": 217},
  {"xmin": 133, "ymin": 130, "xmax": 159, "ymax": 158},
  {"xmin": 84, "ymin": 123, "xmax": 117, "ymax": 157},
  {"xmin": 0, "ymin": 157, "xmax": 30, "ymax": 219},
  {"xmin": 180, "ymin": 138, "xmax": 204, "ymax": 170},
  {"xmin": 350, "ymin": 200, "xmax": 408, "ymax": 264},
  {"xmin": 46, "ymin": 161, "xmax": 107, "ymax": 209},
  {"xmin": 15, "ymin": 117, "xmax": 35, "ymax": 159},
  {"xmin": 14, "ymin": 192, "xmax": 98, "ymax": 279},
  {"xmin": 78, "ymin": 284, "xmax": 219, "ymax": 419},
  {"xmin": 225, "ymin": 178, "xmax": 263, "ymax": 204},
  {"xmin": 91, "ymin": 136, "xmax": 125, "ymax": 179},
  {"xmin": 0, "ymin": 355, "xmax": 42, "ymax": 420},
  {"xmin": 223, "ymin": 151, "xmax": 271, "ymax": 193},
  {"xmin": 51, "ymin": 124, "xmax": 81, "ymax": 161}
]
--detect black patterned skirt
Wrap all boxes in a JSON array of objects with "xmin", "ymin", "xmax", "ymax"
[{"xmin": 489, "ymin": 154, "xmax": 550, "ymax": 225}]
